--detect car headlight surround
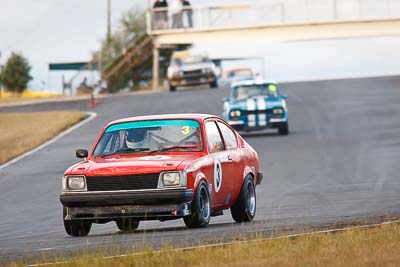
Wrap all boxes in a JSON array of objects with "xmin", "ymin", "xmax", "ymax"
[
  {"xmin": 62, "ymin": 175, "xmax": 87, "ymax": 191},
  {"xmin": 159, "ymin": 171, "xmax": 187, "ymax": 188},
  {"xmin": 230, "ymin": 110, "xmax": 241, "ymax": 117},
  {"xmin": 273, "ymin": 108, "xmax": 284, "ymax": 115}
]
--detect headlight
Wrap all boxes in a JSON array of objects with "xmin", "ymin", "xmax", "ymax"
[
  {"xmin": 62, "ymin": 176, "xmax": 87, "ymax": 191},
  {"xmin": 230, "ymin": 110, "xmax": 241, "ymax": 117},
  {"xmin": 202, "ymin": 68, "xmax": 211, "ymax": 73},
  {"xmin": 273, "ymin": 108, "xmax": 284, "ymax": 115},
  {"xmin": 159, "ymin": 171, "xmax": 186, "ymax": 187}
]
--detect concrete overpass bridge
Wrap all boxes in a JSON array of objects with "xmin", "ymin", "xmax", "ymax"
[{"xmin": 145, "ymin": 0, "xmax": 400, "ymax": 90}]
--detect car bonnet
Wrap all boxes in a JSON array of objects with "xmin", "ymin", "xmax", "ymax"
[
  {"xmin": 67, "ymin": 153, "xmax": 202, "ymax": 176},
  {"xmin": 229, "ymin": 96, "xmax": 285, "ymax": 110}
]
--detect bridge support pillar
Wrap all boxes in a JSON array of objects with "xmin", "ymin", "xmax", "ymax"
[{"xmin": 152, "ymin": 44, "xmax": 159, "ymax": 92}]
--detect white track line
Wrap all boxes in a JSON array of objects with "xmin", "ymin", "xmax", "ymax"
[
  {"xmin": 0, "ymin": 111, "xmax": 97, "ymax": 171},
  {"xmin": 27, "ymin": 219, "xmax": 400, "ymax": 267}
]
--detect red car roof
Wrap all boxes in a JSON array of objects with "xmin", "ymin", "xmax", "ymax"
[{"xmin": 106, "ymin": 113, "xmax": 219, "ymax": 127}]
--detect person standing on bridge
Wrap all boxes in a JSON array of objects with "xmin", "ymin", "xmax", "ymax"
[
  {"xmin": 182, "ymin": 0, "xmax": 193, "ymax": 28},
  {"xmin": 153, "ymin": 0, "xmax": 168, "ymax": 30},
  {"xmin": 170, "ymin": 0, "xmax": 183, "ymax": 29}
]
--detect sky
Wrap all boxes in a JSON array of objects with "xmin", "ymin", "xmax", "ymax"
[
  {"xmin": 0, "ymin": 0, "xmax": 230, "ymax": 91},
  {"xmin": 0, "ymin": 0, "xmax": 400, "ymax": 92},
  {"xmin": 0, "ymin": 0, "xmax": 145, "ymax": 91},
  {"xmin": 198, "ymin": 36, "xmax": 400, "ymax": 82}
]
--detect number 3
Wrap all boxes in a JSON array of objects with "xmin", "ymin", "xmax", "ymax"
[{"xmin": 182, "ymin": 126, "xmax": 190, "ymax": 135}]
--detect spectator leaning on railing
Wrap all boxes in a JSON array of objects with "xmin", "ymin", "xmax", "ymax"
[
  {"xmin": 153, "ymin": 0, "xmax": 168, "ymax": 30},
  {"xmin": 182, "ymin": 0, "xmax": 193, "ymax": 28},
  {"xmin": 170, "ymin": 0, "xmax": 183, "ymax": 29}
]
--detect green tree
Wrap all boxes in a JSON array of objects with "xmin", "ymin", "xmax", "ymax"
[{"xmin": 1, "ymin": 53, "xmax": 32, "ymax": 94}]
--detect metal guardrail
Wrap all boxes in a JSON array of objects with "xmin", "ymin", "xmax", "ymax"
[{"xmin": 147, "ymin": 0, "xmax": 400, "ymax": 33}]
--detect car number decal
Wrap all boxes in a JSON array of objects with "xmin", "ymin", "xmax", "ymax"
[
  {"xmin": 214, "ymin": 160, "xmax": 223, "ymax": 193},
  {"xmin": 268, "ymin": 84, "xmax": 277, "ymax": 91},
  {"xmin": 181, "ymin": 126, "xmax": 190, "ymax": 135}
]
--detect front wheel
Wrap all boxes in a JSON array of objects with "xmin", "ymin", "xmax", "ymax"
[
  {"xmin": 115, "ymin": 218, "xmax": 140, "ymax": 232},
  {"xmin": 278, "ymin": 122, "xmax": 289, "ymax": 135},
  {"xmin": 63, "ymin": 207, "xmax": 92, "ymax": 237},
  {"xmin": 210, "ymin": 80, "xmax": 218, "ymax": 89},
  {"xmin": 184, "ymin": 181, "xmax": 211, "ymax": 228},
  {"xmin": 231, "ymin": 176, "xmax": 256, "ymax": 223},
  {"xmin": 169, "ymin": 83, "xmax": 176, "ymax": 92}
]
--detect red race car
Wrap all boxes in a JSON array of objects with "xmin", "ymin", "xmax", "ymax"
[{"xmin": 60, "ymin": 114, "xmax": 263, "ymax": 236}]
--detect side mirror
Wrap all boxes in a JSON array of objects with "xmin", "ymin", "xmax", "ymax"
[
  {"xmin": 222, "ymin": 97, "xmax": 229, "ymax": 102},
  {"xmin": 76, "ymin": 149, "xmax": 88, "ymax": 159},
  {"xmin": 281, "ymin": 94, "xmax": 288, "ymax": 99}
]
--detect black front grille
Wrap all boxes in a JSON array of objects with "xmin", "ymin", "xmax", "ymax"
[
  {"xmin": 183, "ymin": 70, "xmax": 203, "ymax": 76},
  {"xmin": 243, "ymin": 109, "xmax": 273, "ymax": 115},
  {"xmin": 86, "ymin": 173, "xmax": 160, "ymax": 191}
]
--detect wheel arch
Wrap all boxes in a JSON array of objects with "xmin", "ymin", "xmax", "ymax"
[
  {"xmin": 229, "ymin": 166, "xmax": 255, "ymax": 205},
  {"xmin": 242, "ymin": 166, "xmax": 255, "ymax": 183},
  {"xmin": 193, "ymin": 172, "xmax": 209, "ymax": 194}
]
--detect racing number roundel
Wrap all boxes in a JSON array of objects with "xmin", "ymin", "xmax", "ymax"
[{"xmin": 214, "ymin": 160, "xmax": 223, "ymax": 192}]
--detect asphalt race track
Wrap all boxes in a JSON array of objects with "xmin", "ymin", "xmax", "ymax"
[{"xmin": 1, "ymin": 76, "xmax": 400, "ymax": 263}]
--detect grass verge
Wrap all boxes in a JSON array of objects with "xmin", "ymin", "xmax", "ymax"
[
  {"xmin": 0, "ymin": 111, "xmax": 87, "ymax": 165},
  {"xmin": 0, "ymin": 90, "xmax": 63, "ymax": 104},
  {"xmin": 7, "ymin": 222, "xmax": 400, "ymax": 267}
]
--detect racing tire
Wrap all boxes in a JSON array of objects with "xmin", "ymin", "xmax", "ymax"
[
  {"xmin": 184, "ymin": 181, "xmax": 211, "ymax": 228},
  {"xmin": 115, "ymin": 218, "xmax": 140, "ymax": 232},
  {"xmin": 210, "ymin": 80, "xmax": 218, "ymax": 89},
  {"xmin": 278, "ymin": 123, "xmax": 289, "ymax": 135},
  {"xmin": 63, "ymin": 207, "xmax": 92, "ymax": 237},
  {"xmin": 169, "ymin": 83, "xmax": 176, "ymax": 92},
  {"xmin": 231, "ymin": 176, "xmax": 256, "ymax": 223}
]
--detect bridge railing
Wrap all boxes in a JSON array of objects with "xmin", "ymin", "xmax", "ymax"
[{"xmin": 147, "ymin": 0, "xmax": 400, "ymax": 34}]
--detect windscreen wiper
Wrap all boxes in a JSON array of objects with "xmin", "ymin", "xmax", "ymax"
[
  {"xmin": 148, "ymin": 146, "xmax": 189, "ymax": 154},
  {"xmin": 99, "ymin": 148, "xmax": 150, "ymax": 157}
]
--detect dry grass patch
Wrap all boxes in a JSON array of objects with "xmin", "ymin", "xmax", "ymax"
[
  {"xmin": 0, "ymin": 90, "xmax": 62, "ymax": 104},
  {"xmin": 11, "ymin": 222, "xmax": 400, "ymax": 267},
  {"xmin": 0, "ymin": 111, "xmax": 86, "ymax": 165}
]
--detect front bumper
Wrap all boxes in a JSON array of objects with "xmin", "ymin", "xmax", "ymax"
[
  {"xmin": 60, "ymin": 188, "xmax": 193, "ymax": 207},
  {"xmin": 60, "ymin": 188, "xmax": 193, "ymax": 221},
  {"xmin": 228, "ymin": 117, "xmax": 288, "ymax": 131},
  {"xmin": 170, "ymin": 74, "xmax": 216, "ymax": 87},
  {"xmin": 64, "ymin": 202, "xmax": 192, "ymax": 220}
]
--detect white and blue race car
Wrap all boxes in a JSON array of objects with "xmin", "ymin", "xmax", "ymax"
[{"xmin": 222, "ymin": 80, "xmax": 289, "ymax": 135}]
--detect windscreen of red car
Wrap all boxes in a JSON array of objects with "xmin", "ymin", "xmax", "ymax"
[{"xmin": 93, "ymin": 119, "xmax": 203, "ymax": 157}]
